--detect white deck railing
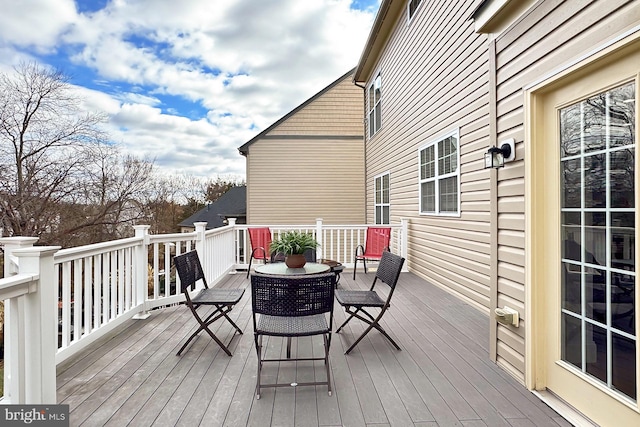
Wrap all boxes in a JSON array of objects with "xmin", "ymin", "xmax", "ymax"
[{"xmin": 0, "ymin": 218, "xmax": 408, "ymax": 404}]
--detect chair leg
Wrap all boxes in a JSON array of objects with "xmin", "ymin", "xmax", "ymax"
[
  {"xmin": 177, "ymin": 305, "xmax": 240, "ymax": 356},
  {"xmin": 324, "ymin": 333, "xmax": 332, "ymax": 396},
  {"xmin": 255, "ymin": 334, "xmax": 262, "ymax": 399},
  {"xmin": 216, "ymin": 304, "xmax": 244, "ymax": 335},
  {"xmin": 247, "ymin": 256, "xmax": 253, "ymax": 278},
  {"xmin": 336, "ymin": 307, "xmax": 375, "ymax": 333},
  {"xmin": 340, "ymin": 308, "xmax": 401, "ymax": 355}
]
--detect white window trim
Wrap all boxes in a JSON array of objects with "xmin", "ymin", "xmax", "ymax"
[
  {"xmin": 368, "ymin": 72, "xmax": 382, "ymax": 138},
  {"xmin": 418, "ymin": 128, "xmax": 461, "ymax": 217},
  {"xmin": 374, "ymin": 171, "xmax": 390, "ymax": 225}
]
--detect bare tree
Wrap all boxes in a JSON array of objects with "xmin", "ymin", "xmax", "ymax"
[{"xmin": 0, "ymin": 62, "xmax": 154, "ymax": 246}]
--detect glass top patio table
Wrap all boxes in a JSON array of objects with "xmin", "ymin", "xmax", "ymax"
[{"xmin": 254, "ymin": 262, "xmax": 330, "ymax": 275}]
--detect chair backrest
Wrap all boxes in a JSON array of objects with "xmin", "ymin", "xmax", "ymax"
[
  {"xmin": 174, "ymin": 250, "xmax": 207, "ymax": 293},
  {"xmin": 303, "ymin": 248, "xmax": 317, "ymax": 263},
  {"xmin": 248, "ymin": 227, "xmax": 272, "ymax": 257},
  {"xmin": 375, "ymin": 251, "xmax": 405, "ymax": 290},
  {"xmin": 364, "ymin": 227, "xmax": 392, "ymax": 257},
  {"xmin": 251, "ymin": 272, "xmax": 335, "ymax": 317}
]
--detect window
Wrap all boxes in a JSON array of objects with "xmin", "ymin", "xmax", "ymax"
[
  {"xmin": 375, "ymin": 173, "xmax": 390, "ymax": 224},
  {"xmin": 408, "ymin": 0, "xmax": 423, "ymax": 20},
  {"xmin": 368, "ymin": 73, "xmax": 382, "ymax": 138},
  {"xmin": 419, "ymin": 130, "xmax": 460, "ymax": 215}
]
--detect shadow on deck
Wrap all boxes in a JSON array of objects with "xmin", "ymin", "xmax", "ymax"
[{"xmin": 56, "ymin": 270, "xmax": 569, "ymax": 427}]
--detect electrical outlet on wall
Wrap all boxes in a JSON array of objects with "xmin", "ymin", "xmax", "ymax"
[{"xmin": 494, "ymin": 306, "xmax": 519, "ymax": 327}]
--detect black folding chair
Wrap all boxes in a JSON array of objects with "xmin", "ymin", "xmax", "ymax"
[
  {"xmin": 335, "ymin": 250, "xmax": 404, "ymax": 354},
  {"xmin": 174, "ymin": 250, "xmax": 245, "ymax": 356},
  {"xmin": 251, "ymin": 272, "xmax": 336, "ymax": 399}
]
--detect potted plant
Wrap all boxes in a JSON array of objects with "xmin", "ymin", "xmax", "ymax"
[{"xmin": 270, "ymin": 230, "xmax": 319, "ymax": 268}]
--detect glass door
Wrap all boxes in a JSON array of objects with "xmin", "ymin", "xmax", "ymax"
[{"xmin": 559, "ymin": 82, "xmax": 636, "ymax": 401}]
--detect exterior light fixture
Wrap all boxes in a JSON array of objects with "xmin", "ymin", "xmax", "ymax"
[{"xmin": 484, "ymin": 138, "xmax": 516, "ymax": 169}]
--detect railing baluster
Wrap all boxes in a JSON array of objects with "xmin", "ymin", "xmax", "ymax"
[{"xmin": 73, "ymin": 259, "xmax": 82, "ymax": 342}]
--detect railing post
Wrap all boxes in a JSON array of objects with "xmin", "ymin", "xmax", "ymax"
[
  {"xmin": 226, "ymin": 218, "xmax": 238, "ymax": 272},
  {"xmin": 315, "ymin": 218, "xmax": 323, "ymax": 260},
  {"xmin": 1, "ymin": 237, "xmax": 39, "ymax": 276},
  {"xmin": 133, "ymin": 225, "xmax": 151, "ymax": 320},
  {"xmin": 13, "ymin": 246, "xmax": 61, "ymax": 403},
  {"xmin": 194, "ymin": 222, "xmax": 207, "ymax": 288},
  {"xmin": 400, "ymin": 218, "xmax": 409, "ymax": 265},
  {"xmin": 194, "ymin": 222, "xmax": 207, "ymax": 259},
  {"xmin": 0, "ymin": 236, "xmax": 39, "ymax": 403}
]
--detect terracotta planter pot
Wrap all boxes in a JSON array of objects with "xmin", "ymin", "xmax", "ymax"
[{"xmin": 285, "ymin": 254, "xmax": 306, "ymax": 268}]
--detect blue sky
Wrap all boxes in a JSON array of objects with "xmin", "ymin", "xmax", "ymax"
[{"xmin": 0, "ymin": 0, "xmax": 379, "ymax": 179}]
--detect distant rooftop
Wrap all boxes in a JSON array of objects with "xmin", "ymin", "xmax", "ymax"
[{"xmin": 178, "ymin": 186, "xmax": 246, "ymax": 229}]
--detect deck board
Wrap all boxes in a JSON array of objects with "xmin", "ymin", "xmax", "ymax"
[{"xmin": 57, "ymin": 271, "xmax": 571, "ymax": 427}]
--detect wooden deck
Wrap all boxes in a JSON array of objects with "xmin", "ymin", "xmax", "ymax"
[{"xmin": 56, "ymin": 270, "xmax": 571, "ymax": 427}]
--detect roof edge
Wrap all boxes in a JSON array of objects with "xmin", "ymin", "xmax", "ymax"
[{"xmin": 353, "ymin": 0, "xmax": 403, "ymax": 83}]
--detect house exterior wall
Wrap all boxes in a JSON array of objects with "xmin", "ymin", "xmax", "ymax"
[
  {"xmin": 492, "ymin": 0, "xmax": 639, "ymax": 384},
  {"xmin": 356, "ymin": 0, "xmax": 640, "ymax": 391},
  {"xmin": 360, "ymin": 1, "xmax": 493, "ymax": 311},
  {"xmin": 244, "ymin": 73, "xmax": 365, "ymax": 225}
]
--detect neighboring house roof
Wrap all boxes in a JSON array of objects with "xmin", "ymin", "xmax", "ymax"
[
  {"xmin": 178, "ymin": 186, "xmax": 246, "ymax": 229},
  {"xmin": 237, "ymin": 67, "xmax": 356, "ymax": 155}
]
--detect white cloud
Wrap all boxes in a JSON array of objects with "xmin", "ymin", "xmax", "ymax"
[
  {"xmin": 0, "ymin": 0, "xmax": 376, "ymax": 178},
  {"xmin": 0, "ymin": 0, "xmax": 77, "ymax": 50}
]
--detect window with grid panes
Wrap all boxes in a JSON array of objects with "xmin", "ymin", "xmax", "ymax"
[
  {"xmin": 375, "ymin": 173, "xmax": 390, "ymax": 224},
  {"xmin": 419, "ymin": 130, "xmax": 460, "ymax": 215},
  {"xmin": 368, "ymin": 73, "xmax": 381, "ymax": 138}
]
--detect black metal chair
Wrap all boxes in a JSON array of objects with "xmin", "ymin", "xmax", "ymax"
[
  {"xmin": 174, "ymin": 250, "xmax": 245, "ymax": 356},
  {"xmin": 335, "ymin": 250, "xmax": 404, "ymax": 354},
  {"xmin": 251, "ymin": 272, "xmax": 336, "ymax": 399}
]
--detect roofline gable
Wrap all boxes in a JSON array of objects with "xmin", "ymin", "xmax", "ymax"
[{"xmin": 238, "ymin": 67, "xmax": 356, "ymax": 155}]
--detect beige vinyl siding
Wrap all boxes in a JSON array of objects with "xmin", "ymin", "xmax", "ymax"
[
  {"xmin": 492, "ymin": 0, "xmax": 639, "ymax": 381},
  {"xmin": 363, "ymin": 0, "xmax": 494, "ymax": 310},
  {"xmin": 244, "ymin": 71, "xmax": 365, "ymax": 225},
  {"xmin": 269, "ymin": 79, "xmax": 363, "ymax": 136},
  {"xmin": 247, "ymin": 138, "xmax": 364, "ymax": 224}
]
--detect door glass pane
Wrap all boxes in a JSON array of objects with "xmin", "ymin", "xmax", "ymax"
[
  {"xmin": 562, "ymin": 313, "xmax": 582, "ymax": 368},
  {"xmin": 561, "ymin": 159, "xmax": 581, "ymax": 208},
  {"xmin": 609, "ymin": 83, "xmax": 635, "ymax": 149},
  {"xmin": 585, "ymin": 322, "xmax": 607, "ymax": 382},
  {"xmin": 585, "ymin": 270, "xmax": 606, "ymax": 324},
  {"xmin": 562, "ymin": 262, "xmax": 581, "ymax": 314},
  {"xmin": 611, "ymin": 212, "xmax": 634, "ymax": 271},
  {"xmin": 611, "ymin": 271, "xmax": 634, "ymax": 335},
  {"xmin": 584, "ymin": 154, "xmax": 606, "ymax": 208},
  {"xmin": 583, "ymin": 94, "xmax": 606, "ymax": 153},
  {"xmin": 561, "ymin": 104, "xmax": 581, "ymax": 157},
  {"xmin": 584, "ymin": 212, "xmax": 605, "ymax": 265},
  {"xmin": 559, "ymin": 82, "xmax": 636, "ymax": 401},
  {"xmin": 610, "ymin": 149, "xmax": 635, "ymax": 208},
  {"xmin": 562, "ymin": 212, "xmax": 581, "ymax": 261},
  {"xmin": 612, "ymin": 333, "xmax": 636, "ymax": 399}
]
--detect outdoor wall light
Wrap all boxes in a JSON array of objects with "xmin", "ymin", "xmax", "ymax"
[{"xmin": 484, "ymin": 138, "xmax": 516, "ymax": 169}]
